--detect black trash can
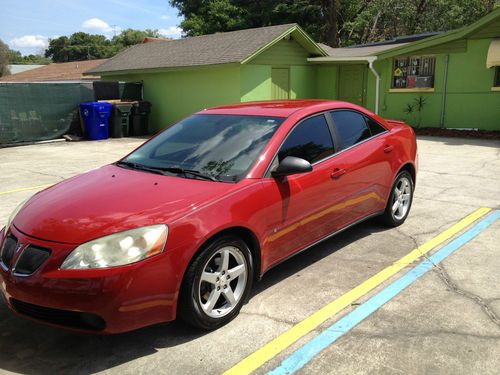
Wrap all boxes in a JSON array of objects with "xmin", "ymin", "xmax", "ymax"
[
  {"xmin": 109, "ymin": 103, "xmax": 133, "ymax": 138},
  {"xmin": 129, "ymin": 101, "xmax": 152, "ymax": 136}
]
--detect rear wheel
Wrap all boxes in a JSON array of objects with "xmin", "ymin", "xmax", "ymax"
[
  {"xmin": 178, "ymin": 235, "xmax": 253, "ymax": 330},
  {"xmin": 380, "ymin": 170, "xmax": 414, "ymax": 227}
]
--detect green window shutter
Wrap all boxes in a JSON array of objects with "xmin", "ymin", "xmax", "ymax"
[{"xmin": 272, "ymin": 68, "xmax": 289, "ymax": 99}]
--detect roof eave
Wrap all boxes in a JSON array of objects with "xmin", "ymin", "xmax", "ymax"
[
  {"xmin": 84, "ymin": 62, "xmax": 241, "ymax": 76},
  {"xmin": 308, "ymin": 56, "xmax": 377, "ymax": 63}
]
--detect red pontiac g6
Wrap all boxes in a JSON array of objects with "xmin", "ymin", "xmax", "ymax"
[{"xmin": 0, "ymin": 100, "xmax": 417, "ymax": 333}]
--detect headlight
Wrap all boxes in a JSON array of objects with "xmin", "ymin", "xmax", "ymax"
[
  {"xmin": 61, "ymin": 225, "xmax": 168, "ymax": 269},
  {"xmin": 4, "ymin": 196, "xmax": 31, "ymax": 232}
]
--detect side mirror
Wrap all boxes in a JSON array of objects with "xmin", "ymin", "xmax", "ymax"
[{"xmin": 271, "ymin": 156, "xmax": 312, "ymax": 178}]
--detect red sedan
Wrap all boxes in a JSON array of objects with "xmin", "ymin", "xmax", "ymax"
[{"xmin": 0, "ymin": 100, "xmax": 417, "ymax": 333}]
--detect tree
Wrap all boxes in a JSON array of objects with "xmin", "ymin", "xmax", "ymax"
[
  {"xmin": 8, "ymin": 49, "xmax": 51, "ymax": 65},
  {"xmin": 112, "ymin": 28, "xmax": 161, "ymax": 47},
  {"xmin": 45, "ymin": 33, "xmax": 113, "ymax": 62},
  {"xmin": 45, "ymin": 29, "xmax": 163, "ymax": 62},
  {"xmin": 170, "ymin": 0, "xmax": 499, "ymax": 47},
  {"xmin": 0, "ymin": 39, "xmax": 10, "ymax": 77}
]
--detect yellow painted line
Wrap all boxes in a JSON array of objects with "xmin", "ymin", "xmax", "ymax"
[
  {"xmin": 0, "ymin": 184, "xmax": 53, "ymax": 196},
  {"xmin": 223, "ymin": 207, "xmax": 492, "ymax": 375}
]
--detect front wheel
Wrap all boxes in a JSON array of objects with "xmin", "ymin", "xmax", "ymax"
[
  {"xmin": 380, "ymin": 170, "xmax": 414, "ymax": 227},
  {"xmin": 178, "ymin": 235, "xmax": 253, "ymax": 330}
]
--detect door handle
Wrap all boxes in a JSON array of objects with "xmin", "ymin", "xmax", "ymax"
[
  {"xmin": 384, "ymin": 145, "xmax": 394, "ymax": 153},
  {"xmin": 331, "ymin": 168, "xmax": 346, "ymax": 179}
]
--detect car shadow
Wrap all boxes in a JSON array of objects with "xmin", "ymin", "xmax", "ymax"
[
  {"xmin": 252, "ymin": 218, "xmax": 388, "ymax": 296},
  {"xmin": 0, "ymin": 219, "xmax": 387, "ymax": 374}
]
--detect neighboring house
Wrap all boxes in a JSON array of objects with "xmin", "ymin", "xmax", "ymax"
[
  {"xmin": 1, "ymin": 60, "xmax": 104, "ymax": 82},
  {"xmin": 86, "ymin": 24, "xmax": 327, "ymax": 130},
  {"xmin": 87, "ymin": 9, "xmax": 500, "ymax": 132},
  {"xmin": 7, "ymin": 64, "xmax": 45, "ymax": 75}
]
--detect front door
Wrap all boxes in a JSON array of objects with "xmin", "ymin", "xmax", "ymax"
[
  {"xmin": 271, "ymin": 68, "xmax": 290, "ymax": 99},
  {"xmin": 338, "ymin": 64, "xmax": 366, "ymax": 105}
]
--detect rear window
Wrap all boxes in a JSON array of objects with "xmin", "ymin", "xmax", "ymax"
[{"xmin": 331, "ymin": 110, "xmax": 371, "ymax": 149}]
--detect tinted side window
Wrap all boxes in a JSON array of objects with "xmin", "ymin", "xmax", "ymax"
[
  {"xmin": 365, "ymin": 116, "xmax": 387, "ymax": 136},
  {"xmin": 331, "ymin": 111, "xmax": 371, "ymax": 149},
  {"xmin": 278, "ymin": 115, "xmax": 334, "ymax": 164}
]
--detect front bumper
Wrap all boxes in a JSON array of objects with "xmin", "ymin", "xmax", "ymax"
[{"xmin": 0, "ymin": 226, "xmax": 180, "ymax": 334}]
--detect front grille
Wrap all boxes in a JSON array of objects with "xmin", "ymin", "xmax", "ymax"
[
  {"xmin": 14, "ymin": 245, "xmax": 51, "ymax": 275},
  {"xmin": 0, "ymin": 235, "xmax": 17, "ymax": 269},
  {"xmin": 11, "ymin": 299, "xmax": 106, "ymax": 331}
]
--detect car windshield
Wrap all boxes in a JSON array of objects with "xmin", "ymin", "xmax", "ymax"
[{"xmin": 122, "ymin": 114, "xmax": 283, "ymax": 182}]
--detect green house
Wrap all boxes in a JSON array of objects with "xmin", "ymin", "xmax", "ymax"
[
  {"xmin": 87, "ymin": 24, "xmax": 327, "ymax": 131},
  {"xmin": 311, "ymin": 7, "xmax": 500, "ymax": 130},
  {"xmin": 88, "ymin": 8, "xmax": 500, "ymax": 132}
]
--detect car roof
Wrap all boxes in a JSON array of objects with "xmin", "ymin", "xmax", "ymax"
[{"xmin": 198, "ymin": 100, "xmax": 361, "ymax": 118}]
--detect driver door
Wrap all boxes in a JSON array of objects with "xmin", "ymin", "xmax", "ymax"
[{"xmin": 259, "ymin": 114, "xmax": 347, "ymax": 268}]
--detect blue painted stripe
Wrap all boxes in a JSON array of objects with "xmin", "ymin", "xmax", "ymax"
[{"xmin": 269, "ymin": 210, "xmax": 499, "ymax": 375}]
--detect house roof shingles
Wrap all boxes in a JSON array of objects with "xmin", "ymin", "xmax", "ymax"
[
  {"xmin": 87, "ymin": 24, "xmax": 301, "ymax": 74},
  {"xmin": 0, "ymin": 59, "xmax": 105, "ymax": 82}
]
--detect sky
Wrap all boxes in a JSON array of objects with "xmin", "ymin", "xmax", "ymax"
[{"xmin": 0, "ymin": 0, "xmax": 183, "ymax": 55}]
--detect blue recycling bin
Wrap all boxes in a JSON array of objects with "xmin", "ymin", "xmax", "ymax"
[{"xmin": 80, "ymin": 102, "xmax": 112, "ymax": 140}]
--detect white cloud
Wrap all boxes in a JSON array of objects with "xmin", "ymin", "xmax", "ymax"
[
  {"xmin": 160, "ymin": 15, "xmax": 170, "ymax": 20},
  {"xmin": 81, "ymin": 18, "xmax": 114, "ymax": 33},
  {"xmin": 10, "ymin": 35, "xmax": 49, "ymax": 49},
  {"xmin": 158, "ymin": 26, "xmax": 183, "ymax": 39}
]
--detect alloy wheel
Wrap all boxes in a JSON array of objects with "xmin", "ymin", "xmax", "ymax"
[
  {"xmin": 392, "ymin": 176, "xmax": 412, "ymax": 220},
  {"xmin": 198, "ymin": 246, "xmax": 248, "ymax": 318}
]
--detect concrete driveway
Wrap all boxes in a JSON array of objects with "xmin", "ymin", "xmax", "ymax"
[{"xmin": 0, "ymin": 136, "xmax": 499, "ymax": 374}]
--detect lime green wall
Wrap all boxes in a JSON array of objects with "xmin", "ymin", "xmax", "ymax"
[
  {"xmin": 249, "ymin": 39, "xmax": 309, "ymax": 66},
  {"xmin": 240, "ymin": 65, "xmax": 271, "ymax": 102},
  {"xmin": 290, "ymin": 66, "xmax": 316, "ymax": 99},
  {"xmin": 364, "ymin": 38, "xmax": 499, "ymax": 130},
  {"xmin": 105, "ymin": 65, "xmax": 241, "ymax": 132}
]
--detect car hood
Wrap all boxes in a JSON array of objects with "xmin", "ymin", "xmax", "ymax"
[{"xmin": 13, "ymin": 164, "xmax": 238, "ymax": 244}]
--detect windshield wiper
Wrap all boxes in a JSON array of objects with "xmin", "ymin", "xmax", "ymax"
[
  {"xmin": 116, "ymin": 161, "xmax": 168, "ymax": 176},
  {"xmin": 160, "ymin": 167, "xmax": 218, "ymax": 182},
  {"xmin": 117, "ymin": 162, "xmax": 218, "ymax": 181}
]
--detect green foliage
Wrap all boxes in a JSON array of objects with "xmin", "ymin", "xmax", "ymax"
[
  {"xmin": 111, "ymin": 29, "xmax": 161, "ymax": 47},
  {"xmin": 171, "ymin": 0, "xmax": 340, "ymax": 45},
  {"xmin": 45, "ymin": 29, "xmax": 162, "ymax": 63},
  {"xmin": 8, "ymin": 50, "xmax": 51, "ymax": 65},
  {"xmin": 170, "ymin": 0, "xmax": 499, "ymax": 46},
  {"xmin": 0, "ymin": 39, "xmax": 9, "ymax": 76},
  {"xmin": 404, "ymin": 95, "xmax": 427, "ymax": 128}
]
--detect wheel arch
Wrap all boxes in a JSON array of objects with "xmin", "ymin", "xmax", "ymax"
[
  {"xmin": 399, "ymin": 162, "xmax": 416, "ymax": 186},
  {"xmin": 178, "ymin": 226, "xmax": 262, "ymax": 300}
]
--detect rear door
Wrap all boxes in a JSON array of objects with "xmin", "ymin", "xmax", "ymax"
[{"xmin": 327, "ymin": 110, "xmax": 393, "ymax": 223}]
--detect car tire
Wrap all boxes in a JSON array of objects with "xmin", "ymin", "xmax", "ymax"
[
  {"xmin": 178, "ymin": 235, "xmax": 254, "ymax": 330},
  {"xmin": 380, "ymin": 170, "xmax": 414, "ymax": 227}
]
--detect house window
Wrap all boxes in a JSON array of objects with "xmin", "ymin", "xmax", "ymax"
[
  {"xmin": 392, "ymin": 56, "xmax": 436, "ymax": 89},
  {"xmin": 495, "ymin": 67, "xmax": 500, "ymax": 87}
]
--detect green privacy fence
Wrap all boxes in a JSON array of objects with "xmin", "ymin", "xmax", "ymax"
[
  {"xmin": 0, "ymin": 82, "xmax": 94, "ymax": 145},
  {"xmin": 0, "ymin": 82, "xmax": 142, "ymax": 145}
]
